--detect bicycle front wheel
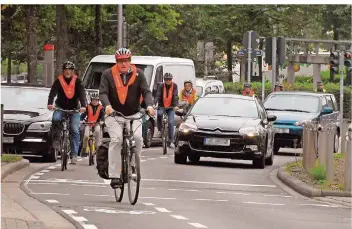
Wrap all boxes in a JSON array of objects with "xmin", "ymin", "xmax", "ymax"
[
  {"xmin": 88, "ymin": 139, "xmax": 93, "ymax": 166},
  {"xmin": 127, "ymin": 148, "xmax": 141, "ymax": 205},
  {"xmin": 114, "ymin": 183, "xmax": 124, "ymax": 202},
  {"xmin": 162, "ymin": 126, "xmax": 168, "ymax": 155},
  {"xmin": 61, "ymin": 135, "xmax": 69, "ymax": 171}
]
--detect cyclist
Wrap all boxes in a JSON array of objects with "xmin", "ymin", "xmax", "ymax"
[
  {"xmin": 80, "ymin": 92, "xmax": 104, "ymax": 156},
  {"xmin": 274, "ymin": 82, "xmax": 283, "ymax": 92},
  {"xmin": 47, "ymin": 61, "xmax": 87, "ymax": 164},
  {"xmin": 154, "ymin": 73, "xmax": 179, "ymax": 149},
  {"xmin": 179, "ymin": 80, "xmax": 198, "ymax": 107},
  {"xmin": 242, "ymin": 82, "xmax": 255, "ymax": 96},
  {"xmin": 99, "ymin": 48, "xmax": 155, "ymax": 188},
  {"xmin": 315, "ymin": 81, "xmax": 326, "ymax": 93}
]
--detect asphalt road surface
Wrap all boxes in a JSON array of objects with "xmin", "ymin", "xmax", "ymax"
[{"xmin": 23, "ymin": 148, "xmax": 351, "ymax": 229}]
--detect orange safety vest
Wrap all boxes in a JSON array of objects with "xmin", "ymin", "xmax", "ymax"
[
  {"xmin": 163, "ymin": 82, "xmax": 174, "ymax": 108},
  {"xmin": 140, "ymin": 95, "xmax": 143, "ymax": 104},
  {"xmin": 58, "ymin": 75, "xmax": 77, "ymax": 99},
  {"xmin": 111, "ymin": 64, "xmax": 137, "ymax": 105},
  {"xmin": 242, "ymin": 90, "xmax": 254, "ymax": 96},
  {"xmin": 87, "ymin": 104, "xmax": 103, "ymax": 126},
  {"xmin": 180, "ymin": 88, "xmax": 197, "ymax": 105}
]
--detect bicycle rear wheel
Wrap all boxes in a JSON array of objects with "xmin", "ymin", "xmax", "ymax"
[
  {"xmin": 88, "ymin": 139, "xmax": 93, "ymax": 166},
  {"xmin": 127, "ymin": 148, "xmax": 141, "ymax": 205},
  {"xmin": 162, "ymin": 125, "xmax": 168, "ymax": 155},
  {"xmin": 61, "ymin": 135, "xmax": 69, "ymax": 171}
]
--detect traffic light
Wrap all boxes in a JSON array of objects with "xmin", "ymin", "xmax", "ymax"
[
  {"xmin": 330, "ymin": 51, "xmax": 339, "ymax": 74},
  {"xmin": 277, "ymin": 37, "xmax": 286, "ymax": 66},
  {"xmin": 264, "ymin": 37, "xmax": 272, "ymax": 65},
  {"xmin": 344, "ymin": 51, "xmax": 352, "ymax": 72}
]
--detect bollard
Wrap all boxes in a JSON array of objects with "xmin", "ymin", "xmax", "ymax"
[
  {"xmin": 1, "ymin": 104, "xmax": 3, "ymax": 155},
  {"xmin": 340, "ymin": 119, "xmax": 348, "ymax": 154},
  {"xmin": 325, "ymin": 126, "xmax": 335, "ymax": 182},
  {"xmin": 318, "ymin": 130, "xmax": 327, "ymax": 165},
  {"xmin": 303, "ymin": 124, "xmax": 317, "ymax": 171},
  {"xmin": 344, "ymin": 126, "xmax": 352, "ymax": 192}
]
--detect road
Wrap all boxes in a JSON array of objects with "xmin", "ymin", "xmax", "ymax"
[{"xmin": 23, "ymin": 148, "xmax": 351, "ymax": 229}]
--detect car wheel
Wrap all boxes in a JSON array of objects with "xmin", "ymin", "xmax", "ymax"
[
  {"xmin": 265, "ymin": 150, "xmax": 274, "ymax": 166},
  {"xmin": 334, "ymin": 131, "xmax": 340, "ymax": 153},
  {"xmin": 143, "ymin": 120, "xmax": 154, "ymax": 148},
  {"xmin": 273, "ymin": 143, "xmax": 280, "ymax": 155},
  {"xmin": 253, "ymin": 156, "xmax": 265, "ymax": 169},
  {"xmin": 188, "ymin": 155, "xmax": 200, "ymax": 164},
  {"xmin": 43, "ymin": 147, "xmax": 58, "ymax": 162}
]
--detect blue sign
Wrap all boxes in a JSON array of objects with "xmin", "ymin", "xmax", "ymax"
[{"xmin": 237, "ymin": 49, "xmax": 247, "ymax": 56}]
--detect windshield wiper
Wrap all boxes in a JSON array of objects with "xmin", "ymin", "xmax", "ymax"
[
  {"xmin": 265, "ymin": 108, "xmax": 283, "ymax": 111},
  {"xmin": 282, "ymin": 109, "xmax": 309, "ymax": 113}
]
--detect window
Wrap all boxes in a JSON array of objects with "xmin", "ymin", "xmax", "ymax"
[
  {"xmin": 321, "ymin": 97, "xmax": 328, "ymax": 108},
  {"xmin": 212, "ymin": 85, "xmax": 219, "ymax": 93},
  {"xmin": 256, "ymin": 100, "xmax": 266, "ymax": 119},
  {"xmin": 264, "ymin": 94, "xmax": 320, "ymax": 113},
  {"xmin": 330, "ymin": 95, "xmax": 338, "ymax": 111},
  {"xmin": 325, "ymin": 96, "xmax": 334, "ymax": 109},
  {"xmin": 153, "ymin": 66, "xmax": 163, "ymax": 92}
]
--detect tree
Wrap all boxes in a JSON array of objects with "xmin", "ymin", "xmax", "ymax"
[
  {"xmin": 55, "ymin": 5, "xmax": 68, "ymax": 76},
  {"xmin": 25, "ymin": 5, "xmax": 38, "ymax": 83},
  {"xmin": 95, "ymin": 5, "xmax": 103, "ymax": 55}
]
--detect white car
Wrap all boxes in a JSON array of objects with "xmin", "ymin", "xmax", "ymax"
[{"xmin": 195, "ymin": 77, "xmax": 224, "ymax": 97}]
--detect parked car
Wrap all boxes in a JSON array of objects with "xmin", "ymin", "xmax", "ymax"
[
  {"xmin": 1, "ymin": 84, "xmax": 58, "ymax": 162},
  {"xmin": 263, "ymin": 91, "xmax": 340, "ymax": 154},
  {"xmin": 174, "ymin": 94, "xmax": 277, "ymax": 169},
  {"xmin": 196, "ymin": 77, "xmax": 224, "ymax": 97}
]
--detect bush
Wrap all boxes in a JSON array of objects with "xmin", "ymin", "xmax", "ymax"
[
  {"xmin": 224, "ymin": 82, "xmax": 352, "ymax": 119},
  {"xmin": 309, "ymin": 161, "xmax": 327, "ymax": 183}
]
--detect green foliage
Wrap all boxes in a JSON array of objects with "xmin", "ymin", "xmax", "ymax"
[
  {"xmin": 1, "ymin": 154, "xmax": 23, "ymax": 163},
  {"xmin": 309, "ymin": 161, "xmax": 327, "ymax": 183}
]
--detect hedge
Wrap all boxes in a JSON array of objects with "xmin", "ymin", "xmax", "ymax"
[{"xmin": 224, "ymin": 82, "xmax": 352, "ymax": 119}]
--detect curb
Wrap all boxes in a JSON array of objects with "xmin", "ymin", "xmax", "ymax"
[
  {"xmin": 1, "ymin": 159, "xmax": 30, "ymax": 180},
  {"xmin": 277, "ymin": 166, "xmax": 352, "ymax": 198}
]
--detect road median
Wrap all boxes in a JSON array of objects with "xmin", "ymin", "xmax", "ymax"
[{"xmin": 1, "ymin": 155, "xmax": 29, "ymax": 180}]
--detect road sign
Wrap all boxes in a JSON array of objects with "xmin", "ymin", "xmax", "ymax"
[
  {"xmin": 237, "ymin": 49, "xmax": 247, "ymax": 56},
  {"xmin": 256, "ymin": 50, "xmax": 263, "ymax": 56}
]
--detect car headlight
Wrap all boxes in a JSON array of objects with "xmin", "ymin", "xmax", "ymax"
[
  {"xmin": 27, "ymin": 121, "xmax": 52, "ymax": 132},
  {"xmin": 239, "ymin": 126, "xmax": 259, "ymax": 137},
  {"xmin": 179, "ymin": 123, "xmax": 197, "ymax": 133}
]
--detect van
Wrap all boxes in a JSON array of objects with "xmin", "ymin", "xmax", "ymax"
[
  {"xmin": 81, "ymin": 55, "xmax": 196, "ymax": 148},
  {"xmin": 195, "ymin": 77, "xmax": 224, "ymax": 97}
]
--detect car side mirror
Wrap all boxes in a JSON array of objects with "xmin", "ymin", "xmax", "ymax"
[
  {"xmin": 322, "ymin": 107, "xmax": 333, "ymax": 114},
  {"xmin": 267, "ymin": 115, "xmax": 277, "ymax": 122}
]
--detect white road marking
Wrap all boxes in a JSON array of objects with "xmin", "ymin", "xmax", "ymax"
[
  {"xmin": 299, "ymin": 204, "xmax": 338, "ymax": 207},
  {"xmin": 188, "ymin": 223, "xmax": 208, "ymax": 228},
  {"xmin": 216, "ymin": 191, "xmax": 251, "ymax": 196},
  {"xmin": 30, "ymin": 175, "xmax": 40, "ymax": 179},
  {"xmin": 148, "ymin": 158, "xmax": 157, "ymax": 160},
  {"xmin": 72, "ymin": 216, "xmax": 87, "ymax": 222},
  {"xmin": 168, "ymin": 188, "xmax": 200, "ymax": 192},
  {"xmin": 48, "ymin": 166, "xmax": 56, "ymax": 169},
  {"xmin": 264, "ymin": 194, "xmax": 294, "ymax": 198},
  {"xmin": 35, "ymin": 173, "xmax": 44, "ymax": 176},
  {"xmin": 46, "ymin": 199, "xmax": 59, "ymax": 203},
  {"xmin": 103, "ymin": 179, "xmax": 110, "ymax": 184},
  {"xmin": 71, "ymin": 184, "xmax": 106, "ymax": 188},
  {"xmin": 63, "ymin": 210, "xmax": 77, "ymax": 214},
  {"xmin": 83, "ymin": 208, "xmax": 155, "ymax": 215},
  {"xmin": 32, "ymin": 193, "xmax": 70, "ymax": 196},
  {"xmin": 243, "ymin": 201, "xmax": 285, "ymax": 206},
  {"xmin": 159, "ymin": 156, "xmax": 168, "ymax": 159},
  {"xmin": 140, "ymin": 187, "xmax": 156, "ymax": 190},
  {"xmin": 170, "ymin": 215, "xmax": 188, "ymax": 220},
  {"xmin": 40, "ymin": 170, "xmax": 50, "ymax": 173},
  {"xmin": 84, "ymin": 194, "xmax": 109, "ymax": 197},
  {"xmin": 143, "ymin": 179, "xmax": 276, "ymax": 188},
  {"xmin": 155, "ymin": 207, "xmax": 171, "ymax": 213},
  {"xmin": 63, "ymin": 209, "xmax": 99, "ymax": 229},
  {"xmin": 83, "ymin": 225, "xmax": 98, "ymax": 229},
  {"xmin": 54, "ymin": 164, "xmax": 61, "ymax": 167},
  {"xmin": 140, "ymin": 197, "xmax": 176, "ymax": 200},
  {"xmin": 142, "ymin": 203, "xmax": 155, "ymax": 206},
  {"xmin": 29, "ymin": 183, "xmax": 59, "ymax": 185},
  {"xmin": 141, "ymin": 160, "xmax": 147, "ymax": 162},
  {"xmin": 193, "ymin": 199, "xmax": 228, "ymax": 202}
]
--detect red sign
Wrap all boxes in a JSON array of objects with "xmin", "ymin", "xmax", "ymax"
[{"xmin": 43, "ymin": 44, "xmax": 54, "ymax": 51}]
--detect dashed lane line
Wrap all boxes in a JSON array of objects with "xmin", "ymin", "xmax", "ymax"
[
  {"xmin": 32, "ymin": 192, "xmax": 70, "ymax": 196},
  {"xmin": 264, "ymin": 194, "xmax": 294, "ymax": 198},
  {"xmin": 188, "ymin": 222, "xmax": 208, "ymax": 228},
  {"xmin": 216, "ymin": 191, "xmax": 251, "ymax": 196},
  {"xmin": 142, "ymin": 203, "xmax": 155, "ymax": 206},
  {"xmin": 299, "ymin": 203, "xmax": 339, "ymax": 208},
  {"xmin": 46, "ymin": 199, "xmax": 59, "ymax": 203},
  {"xmin": 243, "ymin": 201, "xmax": 285, "ymax": 206},
  {"xmin": 71, "ymin": 184, "xmax": 106, "ymax": 188},
  {"xmin": 193, "ymin": 199, "xmax": 228, "ymax": 202},
  {"xmin": 168, "ymin": 188, "xmax": 201, "ymax": 192},
  {"xmin": 35, "ymin": 173, "xmax": 44, "ymax": 176},
  {"xmin": 40, "ymin": 170, "xmax": 50, "ymax": 172},
  {"xmin": 62, "ymin": 209, "xmax": 98, "ymax": 229},
  {"xmin": 170, "ymin": 215, "xmax": 188, "ymax": 220},
  {"xmin": 155, "ymin": 207, "xmax": 171, "ymax": 213},
  {"xmin": 140, "ymin": 197, "xmax": 177, "ymax": 200}
]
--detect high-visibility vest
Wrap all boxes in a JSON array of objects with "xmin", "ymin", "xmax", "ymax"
[
  {"xmin": 111, "ymin": 64, "xmax": 137, "ymax": 105},
  {"xmin": 58, "ymin": 75, "xmax": 77, "ymax": 99}
]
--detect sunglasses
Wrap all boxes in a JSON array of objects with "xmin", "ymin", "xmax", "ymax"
[
  {"xmin": 117, "ymin": 58, "xmax": 131, "ymax": 64},
  {"xmin": 164, "ymin": 79, "xmax": 172, "ymax": 81}
]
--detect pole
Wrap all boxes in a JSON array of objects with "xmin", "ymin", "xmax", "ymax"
[
  {"xmin": 271, "ymin": 37, "xmax": 277, "ymax": 91},
  {"xmin": 1, "ymin": 104, "xmax": 3, "ymax": 155},
  {"xmin": 204, "ymin": 43, "xmax": 208, "ymax": 76},
  {"xmin": 339, "ymin": 50, "xmax": 344, "ymax": 145},
  {"xmin": 247, "ymin": 31, "xmax": 252, "ymax": 83},
  {"xmin": 344, "ymin": 126, "xmax": 352, "ymax": 191},
  {"xmin": 117, "ymin": 5, "xmax": 123, "ymax": 49}
]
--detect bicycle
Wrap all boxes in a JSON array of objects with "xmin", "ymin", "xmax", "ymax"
[
  {"xmin": 109, "ymin": 109, "xmax": 147, "ymax": 205},
  {"xmin": 54, "ymin": 108, "xmax": 80, "ymax": 171},
  {"xmin": 81, "ymin": 121, "xmax": 102, "ymax": 166}
]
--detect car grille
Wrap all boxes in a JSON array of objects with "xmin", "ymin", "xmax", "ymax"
[
  {"xmin": 3, "ymin": 123, "xmax": 25, "ymax": 135},
  {"xmin": 190, "ymin": 131, "xmax": 244, "ymax": 152}
]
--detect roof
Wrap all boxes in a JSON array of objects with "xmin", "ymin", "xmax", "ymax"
[
  {"xmin": 195, "ymin": 78, "xmax": 223, "ymax": 87},
  {"xmin": 204, "ymin": 93, "xmax": 255, "ymax": 100},
  {"xmin": 89, "ymin": 55, "xmax": 194, "ymax": 66},
  {"xmin": 268, "ymin": 91, "xmax": 333, "ymax": 97}
]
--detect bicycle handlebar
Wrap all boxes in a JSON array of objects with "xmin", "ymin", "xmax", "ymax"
[
  {"xmin": 54, "ymin": 108, "xmax": 80, "ymax": 113},
  {"xmin": 109, "ymin": 109, "xmax": 148, "ymax": 120}
]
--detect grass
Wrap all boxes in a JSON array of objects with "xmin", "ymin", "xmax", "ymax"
[{"xmin": 1, "ymin": 154, "xmax": 23, "ymax": 163}]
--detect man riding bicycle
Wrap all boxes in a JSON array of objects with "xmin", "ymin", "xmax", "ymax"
[
  {"xmin": 80, "ymin": 92, "xmax": 104, "ymax": 156},
  {"xmin": 99, "ymin": 48, "xmax": 155, "ymax": 188},
  {"xmin": 47, "ymin": 61, "xmax": 87, "ymax": 164},
  {"xmin": 179, "ymin": 80, "xmax": 198, "ymax": 109},
  {"xmin": 154, "ymin": 73, "xmax": 179, "ymax": 149}
]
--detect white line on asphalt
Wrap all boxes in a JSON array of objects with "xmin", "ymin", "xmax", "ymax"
[
  {"xmin": 77, "ymin": 158, "xmax": 83, "ymax": 162},
  {"xmin": 30, "ymin": 176, "xmax": 40, "ymax": 179},
  {"xmin": 142, "ymin": 203, "xmax": 155, "ymax": 206},
  {"xmin": 48, "ymin": 166, "xmax": 56, "ymax": 169},
  {"xmin": 141, "ymin": 160, "xmax": 147, "ymax": 162},
  {"xmin": 46, "ymin": 199, "xmax": 59, "ymax": 203},
  {"xmin": 243, "ymin": 201, "xmax": 285, "ymax": 206},
  {"xmin": 168, "ymin": 188, "xmax": 201, "ymax": 192},
  {"xmin": 71, "ymin": 184, "xmax": 106, "ymax": 188},
  {"xmin": 84, "ymin": 194, "xmax": 109, "ymax": 197},
  {"xmin": 155, "ymin": 207, "xmax": 171, "ymax": 213},
  {"xmin": 63, "ymin": 210, "xmax": 77, "ymax": 214},
  {"xmin": 140, "ymin": 197, "xmax": 177, "ymax": 200},
  {"xmin": 82, "ymin": 225, "xmax": 98, "ymax": 229},
  {"xmin": 29, "ymin": 183, "xmax": 59, "ymax": 185},
  {"xmin": 170, "ymin": 215, "xmax": 188, "ymax": 220},
  {"xmin": 148, "ymin": 158, "xmax": 157, "ymax": 160},
  {"xmin": 299, "ymin": 204, "xmax": 338, "ymax": 207},
  {"xmin": 216, "ymin": 191, "xmax": 251, "ymax": 196},
  {"xmin": 264, "ymin": 194, "xmax": 294, "ymax": 198},
  {"xmin": 140, "ymin": 187, "xmax": 156, "ymax": 190},
  {"xmin": 143, "ymin": 179, "xmax": 277, "ymax": 188},
  {"xmin": 32, "ymin": 193, "xmax": 70, "ymax": 196},
  {"xmin": 40, "ymin": 170, "xmax": 50, "ymax": 173},
  {"xmin": 193, "ymin": 199, "xmax": 228, "ymax": 202},
  {"xmin": 188, "ymin": 223, "xmax": 208, "ymax": 228},
  {"xmin": 54, "ymin": 164, "xmax": 61, "ymax": 167},
  {"xmin": 72, "ymin": 216, "xmax": 88, "ymax": 222},
  {"xmin": 35, "ymin": 173, "xmax": 44, "ymax": 176},
  {"xmin": 159, "ymin": 156, "xmax": 168, "ymax": 159},
  {"xmin": 103, "ymin": 179, "xmax": 110, "ymax": 184},
  {"xmin": 63, "ymin": 209, "xmax": 98, "ymax": 229}
]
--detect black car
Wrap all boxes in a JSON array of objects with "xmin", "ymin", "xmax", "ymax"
[
  {"xmin": 1, "ymin": 84, "xmax": 58, "ymax": 162},
  {"xmin": 174, "ymin": 94, "xmax": 277, "ymax": 169}
]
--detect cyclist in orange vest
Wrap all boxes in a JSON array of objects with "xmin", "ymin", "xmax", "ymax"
[
  {"xmin": 80, "ymin": 92, "xmax": 104, "ymax": 156},
  {"xmin": 47, "ymin": 61, "xmax": 87, "ymax": 164},
  {"xmin": 242, "ymin": 83, "xmax": 255, "ymax": 96},
  {"xmin": 274, "ymin": 82, "xmax": 283, "ymax": 92},
  {"xmin": 99, "ymin": 48, "xmax": 155, "ymax": 188},
  {"xmin": 179, "ymin": 80, "xmax": 198, "ymax": 109},
  {"xmin": 154, "ymin": 73, "xmax": 179, "ymax": 149}
]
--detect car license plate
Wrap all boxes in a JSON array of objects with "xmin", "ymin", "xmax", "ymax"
[
  {"xmin": 273, "ymin": 128, "xmax": 289, "ymax": 133},
  {"xmin": 3, "ymin": 137, "xmax": 14, "ymax": 143},
  {"xmin": 204, "ymin": 138, "xmax": 230, "ymax": 146}
]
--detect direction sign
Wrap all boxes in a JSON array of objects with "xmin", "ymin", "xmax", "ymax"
[{"xmin": 237, "ymin": 49, "xmax": 247, "ymax": 56}]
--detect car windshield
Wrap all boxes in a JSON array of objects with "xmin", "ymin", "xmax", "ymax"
[
  {"xmin": 190, "ymin": 97, "xmax": 259, "ymax": 118},
  {"xmin": 196, "ymin": 86, "xmax": 203, "ymax": 97},
  {"xmin": 82, "ymin": 62, "xmax": 154, "ymax": 89},
  {"xmin": 1, "ymin": 87, "xmax": 49, "ymax": 110},
  {"xmin": 264, "ymin": 94, "xmax": 319, "ymax": 113}
]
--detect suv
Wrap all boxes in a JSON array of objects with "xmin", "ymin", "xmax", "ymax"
[{"xmin": 263, "ymin": 91, "xmax": 340, "ymax": 154}]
